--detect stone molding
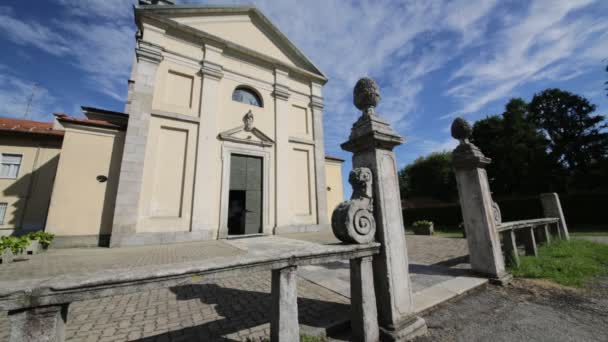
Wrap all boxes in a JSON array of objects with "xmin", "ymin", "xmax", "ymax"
[
  {"xmin": 200, "ymin": 60, "xmax": 224, "ymax": 80},
  {"xmin": 452, "ymin": 143, "xmax": 491, "ymax": 170},
  {"xmin": 135, "ymin": 40, "xmax": 163, "ymax": 64},
  {"xmin": 341, "ymin": 114, "xmax": 404, "ymax": 152},
  {"xmin": 273, "ymin": 84, "xmax": 291, "ymax": 100},
  {"xmin": 310, "ymin": 95, "xmax": 324, "ymax": 110}
]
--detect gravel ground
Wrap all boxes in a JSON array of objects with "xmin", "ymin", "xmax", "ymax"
[{"xmin": 413, "ymin": 277, "xmax": 608, "ymax": 342}]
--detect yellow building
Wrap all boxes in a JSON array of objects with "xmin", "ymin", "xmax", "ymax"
[
  {"xmin": 1, "ymin": 2, "xmax": 345, "ymax": 247},
  {"xmin": 0, "ymin": 118, "xmax": 63, "ymax": 236}
]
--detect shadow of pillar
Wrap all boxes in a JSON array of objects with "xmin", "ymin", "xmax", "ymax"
[{"xmin": 131, "ymin": 283, "xmax": 349, "ymax": 341}]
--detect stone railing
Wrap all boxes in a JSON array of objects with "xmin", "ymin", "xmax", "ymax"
[
  {"xmin": 450, "ymin": 117, "xmax": 570, "ymax": 283},
  {"xmin": 0, "ymin": 238, "xmax": 379, "ymax": 342},
  {"xmin": 497, "ymin": 217, "xmax": 559, "ymax": 266}
]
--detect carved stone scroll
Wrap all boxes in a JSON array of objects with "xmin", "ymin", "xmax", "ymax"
[{"xmin": 331, "ymin": 167, "xmax": 376, "ymax": 244}]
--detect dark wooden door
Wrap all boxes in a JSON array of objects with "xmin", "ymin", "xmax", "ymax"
[{"xmin": 228, "ymin": 154, "xmax": 262, "ymax": 235}]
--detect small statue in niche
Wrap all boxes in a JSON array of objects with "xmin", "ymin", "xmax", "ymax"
[
  {"xmin": 243, "ymin": 110, "xmax": 254, "ymax": 132},
  {"xmin": 331, "ymin": 167, "xmax": 376, "ymax": 244}
]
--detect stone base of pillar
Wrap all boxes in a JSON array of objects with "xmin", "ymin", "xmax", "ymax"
[
  {"xmin": 379, "ymin": 315, "xmax": 427, "ymax": 342},
  {"xmin": 9, "ymin": 304, "xmax": 69, "ymax": 342},
  {"xmin": 488, "ymin": 272, "xmax": 513, "ymax": 286}
]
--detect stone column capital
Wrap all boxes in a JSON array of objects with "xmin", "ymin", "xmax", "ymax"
[
  {"xmin": 452, "ymin": 142, "xmax": 491, "ymax": 170},
  {"xmin": 135, "ymin": 40, "xmax": 163, "ymax": 64},
  {"xmin": 341, "ymin": 114, "xmax": 404, "ymax": 153},
  {"xmin": 200, "ymin": 60, "xmax": 224, "ymax": 80},
  {"xmin": 273, "ymin": 84, "xmax": 291, "ymax": 101},
  {"xmin": 310, "ymin": 95, "xmax": 324, "ymax": 110}
]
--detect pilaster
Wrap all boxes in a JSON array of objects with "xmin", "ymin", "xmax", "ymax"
[
  {"xmin": 273, "ymin": 69, "xmax": 291, "ymax": 229},
  {"xmin": 311, "ymin": 82, "xmax": 329, "ymax": 226},
  {"xmin": 192, "ymin": 44, "xmax": 224, "ymax": 237},
  {"xmin": 111, "ymin": 40, "xmax": 163, "ymax": 246}
]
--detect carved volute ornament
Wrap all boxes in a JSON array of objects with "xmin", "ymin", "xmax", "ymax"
[
  {"xmin": 243, "ymin": 110, "xmax": 254, "ymax": 131},
  {"xmin": 331, "ymin": 167, "xmax": 376, "ymax": 244},
  {"xmin": 353, "ymin": 77, "xmax": 381, "ymax": 116}
]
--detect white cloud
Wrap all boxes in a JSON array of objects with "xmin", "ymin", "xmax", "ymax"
[
  {"xmin": 445, "ymin": 0, "xmax": 606, "ymax": 117},
  {"xmin": 55, "ymin": 0, "xmax": 136, "ymax": 20},
  {"xmin": 0, "ymin": 73, "xmax": 57, "ymax": 121},
  {"xmin": 0, "ymin": 4, "xmax": 135, "ymax": 102}
]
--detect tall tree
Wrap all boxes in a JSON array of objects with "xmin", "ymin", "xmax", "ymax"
[
  {"xmin": 529, "ymin": 89, "xmax": 608, "ymax": 190},
  {"xmin": 471, "ymin": 98, "xmax": 554, "ymax": 196},
  {"xmin": 398, "ymin": 152, "xmax": 456, "ymax": 201}
]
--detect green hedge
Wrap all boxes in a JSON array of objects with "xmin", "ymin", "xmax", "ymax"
[{"xmin": 403, "ymin": 193, "xmax": 608, "ymax": 228}]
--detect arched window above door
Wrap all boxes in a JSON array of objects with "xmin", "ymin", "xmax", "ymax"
[{"xmin": 232, "ymin": 86, "xmax": 263, "ymax": 107}]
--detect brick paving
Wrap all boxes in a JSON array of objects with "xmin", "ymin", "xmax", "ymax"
[{"xmin": 0, "ymin": 234, "xmax": 469, "ymax": 341}]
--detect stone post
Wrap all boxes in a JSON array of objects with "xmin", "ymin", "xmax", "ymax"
[
  {"xmin": 540, "ymin": 193, "xmax": 570, "ymax": 240},
  {"xmin": 450, "ymin": 118, "xmax": 511, "ymax": 284},
  {"xmin": 111, "ymin": 40, "xmax": 163, "ymax": 246},
  {"xmin": 311, "ymin": 82, "xmax": 329, "ymax": 227},
  {"xmin": 193, "ymin": 44, "xmax": 224, "ymax": 238},
  {"xmin": 350, "ymin": 256, "xmax": 380, "ymax": 342},
  {"xmin": 341, "ymin": 78, "xmax": 426, "ymax": 341},
  {"xmin": 9, "ymin": 304, "xmax": 69, "ymax": 342},
  {"xmin": 270, "ymin": 266, "xmax": 299, "ymax": 342}
]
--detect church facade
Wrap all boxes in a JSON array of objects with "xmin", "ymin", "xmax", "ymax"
[{"xmin": 32, "ymin": 2, "xmax": 343, "ymax": 247}]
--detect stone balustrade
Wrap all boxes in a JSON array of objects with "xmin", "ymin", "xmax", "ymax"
[{"xmin": 0, "ymin": 237, "xmax": 379, "ymax": 342}]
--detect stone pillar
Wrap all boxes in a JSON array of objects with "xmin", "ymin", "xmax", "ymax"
[
  {"xmin": 350, "ymin": 256, "xmax": 379, "ymax": 342},
  {"xmin": 9, "ymin": 304, "xmax": 69, "ymax": 342},
  {"xmin": 193, "ymin": 44, "xmax": 224, "ymax": 238},
  {"xmin": 341, "ymin": 78, "xmax": 426, "ymax": 341},
  {"xmin": 540, "ymin": 193, "xmax": 569, "ymax": 240},
  {"xmin": 274, "ymin": 69, "xmax": 291, "ymax": 230},
  {"xmin": 271, "ymin": 266, "xmax": 299, "ymax": 342},
  {"xmin": 311, "ymin": 82, "xmax": 329, "ymax": 226},
  {"xmin": 450, "ymin": 118, "xmax": 511, "ymax": 284},
  {"xmin": 111, "ymin": 40, "xmax": 162, "ymax": 246}
]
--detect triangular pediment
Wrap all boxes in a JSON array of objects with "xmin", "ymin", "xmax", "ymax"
[
  {"xmin": 136, "ymin": 5, "xmax": 325, "ymax": 79},
  {"xmin": 218, "ymin": 125, "xmax": 274, "ymax": 147}
]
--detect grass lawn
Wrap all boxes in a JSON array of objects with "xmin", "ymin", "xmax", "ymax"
[{"xmin": 510, "ymin": 239, "xmax": 608, "ymax": 287}]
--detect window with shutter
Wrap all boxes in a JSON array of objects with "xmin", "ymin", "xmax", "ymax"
[{"xmin": 0, "ymin": 154, "xmax": 22, "ymax": 178}]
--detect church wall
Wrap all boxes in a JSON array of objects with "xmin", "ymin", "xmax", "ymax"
[{"xmin": 136, "ymin": 116, "xmax": 197, "ymax": 233}]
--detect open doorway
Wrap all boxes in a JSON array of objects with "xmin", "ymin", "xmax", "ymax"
[{"xmin": 227, "ymin": 154, "xmax": 262, "ymax": 235}]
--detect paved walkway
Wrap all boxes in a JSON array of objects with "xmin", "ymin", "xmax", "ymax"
[{"xmin": 0, "ymin": 233, "xmax": 474, "ymax": 342}]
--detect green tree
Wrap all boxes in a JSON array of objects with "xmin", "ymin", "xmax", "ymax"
[
  {"xmin": 398, "ymin": 152, "xmax": 456, "ymax": 201},
  {"xmin": 471, "ymin": 98, "xmax": 554, "ymax": 195},
  {"xmin": 529, "ymin": 89, "xmax": 608, "ymax": 190}
]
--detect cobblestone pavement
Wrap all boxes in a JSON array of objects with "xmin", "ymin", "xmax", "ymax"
[
  {"xmin": 283, "ymin": 231, "xmax": 469, "ymax": 265},
  {"xmin": 0, "ymin": 271, "xmax": 348, "ymax": 342},
  {"xmin": 0, "ymin": 234, "xmax": 470, "ymax": 341}
]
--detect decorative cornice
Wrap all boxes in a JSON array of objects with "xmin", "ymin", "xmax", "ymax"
[
  {"xmin": 200, "ymin": 60, "xmax": 224, "ymax": 80},
  {"xmin": 452, "ymin": 143, "xmax": 492, "ymax": 170},
  {"xmin": 273, "ymin": 84, "xmax": 291, "ymax": 101},
  {"xmin": 135, "ymin": 40, "xmax": 163, "ymax": 64},
  {"xmin": 310, "ymin": 95, "xmax": 324, "ymax": 110},
  {"xmin": 218, "ymin": 124, "xmax": 274, "ymax": 147}
]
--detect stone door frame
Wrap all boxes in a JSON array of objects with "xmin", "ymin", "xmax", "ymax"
[{"xmin": 218, "ymin": 141, "xmax": 273, "ymax": 239}]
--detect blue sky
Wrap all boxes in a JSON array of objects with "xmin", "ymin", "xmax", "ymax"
[{"xmin": 1, "ymin": 0, "xmax": 607, "ymax": 177}]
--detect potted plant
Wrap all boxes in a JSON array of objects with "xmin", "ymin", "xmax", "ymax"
[
  {"xmin": 412, "ymin": 220, "xmax": 434, "ymax": 235},
  {"xmin": 27, "ymin": 231, "xmax": 55, "ymax": 251},
  {"xmin": 0, "ymin": 236, "xmax": 30, "ymax": 263}
]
